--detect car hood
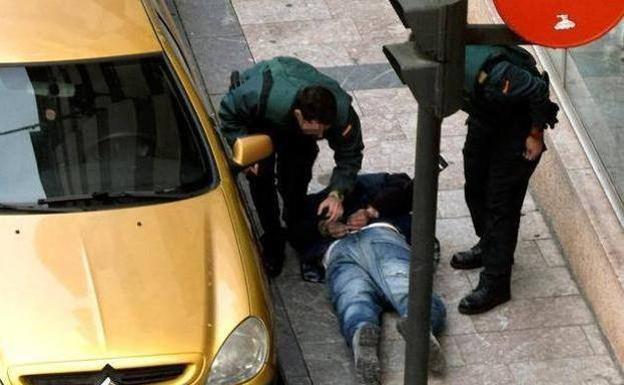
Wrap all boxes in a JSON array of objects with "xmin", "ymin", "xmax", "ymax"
[{"xmin": 0, "ymin": 187, "xmax": 250, "ymax": 367}]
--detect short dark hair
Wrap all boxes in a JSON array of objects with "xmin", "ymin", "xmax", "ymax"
[{"xmin": 294, "ymin": 86, "xmax": 337, "ymax": 125}]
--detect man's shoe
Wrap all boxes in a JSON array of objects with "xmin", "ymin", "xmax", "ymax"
[
  {"xmin": 458, "ymin": 277, "xmax": 511, "ymax": 315},
  {"xmin": 396, "ymin": 318, "xmax": 446, "ymax": 374},
  {"xmin": 352, "ymin": 324, "xmax": 381, "ymax": 385},
  {"xmin": 450, "ymin": 244, "xmax": 483, "ymax": 270},
  {"xmin": 300, "ymin": 260, "xmax": 325, "ymax": 283}
]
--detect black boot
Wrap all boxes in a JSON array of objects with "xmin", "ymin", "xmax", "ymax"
[
  {"xmin": 260, "ymin": 230, "xmax": 286, "ymax": 278},
  {"xmin": 458, "ymin": 274, "xmax": 510, "ymax": 315},
  {"xmin": 450, "ymin": 243, "xmax": 483, "ymax": 270}
]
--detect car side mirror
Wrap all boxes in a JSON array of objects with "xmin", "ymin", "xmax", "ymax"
[{"xmin": 231, "ymin": 134, "xmax": 274, "ymax": 169}]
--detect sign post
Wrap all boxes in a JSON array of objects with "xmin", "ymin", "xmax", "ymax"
[{"xmin": 384, "ymin": 1, "xmax": 467, "ymax": 383}]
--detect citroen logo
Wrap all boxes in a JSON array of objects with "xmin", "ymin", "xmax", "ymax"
[{"xmin": 100, "ymin": 377, "xmax": 118, "ymax": 385}]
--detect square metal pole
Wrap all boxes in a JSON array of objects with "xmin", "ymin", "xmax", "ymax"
[{"xmin": 404, "ymin": 105, "xmax": 442, "ymax": 385}]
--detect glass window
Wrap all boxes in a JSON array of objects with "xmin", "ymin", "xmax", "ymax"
[
  {"xmin": 546, "ymin": 21, "xmax": 624, "ymax": 208},
  {"xmin": 0, "ymin": 55, "xmax": 214, "ymax": 210}
]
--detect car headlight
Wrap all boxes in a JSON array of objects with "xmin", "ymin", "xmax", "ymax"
[{"xmin": 207, "ymin": 317, "xmax": 269, "ymax": 385}]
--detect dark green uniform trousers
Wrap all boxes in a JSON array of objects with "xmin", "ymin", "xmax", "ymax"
[
  {"xmin": 463, "ymin": 116, "xmax": 541, "ymax": 279},
  {"xmin": 247, "ymin": 129, "xmax": 319, "ymax": 271}
]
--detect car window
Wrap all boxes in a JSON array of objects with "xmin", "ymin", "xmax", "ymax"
[{"xmin": 0, "ymin": 55, "xmax": 214, "ymax": 210}]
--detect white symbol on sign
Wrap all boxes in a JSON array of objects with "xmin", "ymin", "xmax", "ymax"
[{"xmin": 555, "ymin": 14, "xmax": 576, "ymax": 30}]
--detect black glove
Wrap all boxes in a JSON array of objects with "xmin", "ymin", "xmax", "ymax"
[
  {"xmin": 541, "ymin": 71, "xmax": 551, "ymax": 86},
  {"xmin": 545, "ymin": 100, "xmax": 559, "ymax": 129},
  {"xmin": 538, "ymin": 71, "xmax": 559, "ymax": 129}
]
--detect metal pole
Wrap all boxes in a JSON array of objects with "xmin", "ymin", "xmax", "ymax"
[{"xmin": 404, "ymin": 105, "xmax": 442, "ymax": 385}]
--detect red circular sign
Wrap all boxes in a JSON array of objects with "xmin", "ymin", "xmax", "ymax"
[{"xmin": 493, "ymin": 0, "xmax": 624, "ymax": 48}]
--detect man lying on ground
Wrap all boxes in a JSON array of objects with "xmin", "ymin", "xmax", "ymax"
[
  {"xmin": 292, "ymin": 172, "xmax": 440, "ymax": 281},
  {"xmin": 290, "ymin": 173, "xmax": 447, "ymax": 385}
]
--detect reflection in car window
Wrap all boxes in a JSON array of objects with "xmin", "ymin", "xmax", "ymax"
[{"xmin": 0, "ymin": 56, "xmax": 213, "ymax": 209}]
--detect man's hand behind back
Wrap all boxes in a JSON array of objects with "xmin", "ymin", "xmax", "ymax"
[
  {"xmin": 319, "ymin": 220, "xmax": 353, "ymax": 239},
  {"xmin": 347, "ymin": 206, "xmax": 379, "ymax": 230},
  {"xmin": 347, "ymin": 209, "xmax": 369, "ymax": 229}
]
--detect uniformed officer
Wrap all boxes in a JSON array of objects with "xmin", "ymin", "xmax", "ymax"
[
  {"xmin": 453, "ymin": 45, "xmax": 559, "ymax": 314},
  {"xmin": 218, "ymin": 56, "xmax": 364, "ymax": 277}
]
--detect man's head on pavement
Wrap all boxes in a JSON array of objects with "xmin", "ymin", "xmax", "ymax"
[{"xmin": 293, "ymin": 86, "xmax": 336, "ymax": 139}]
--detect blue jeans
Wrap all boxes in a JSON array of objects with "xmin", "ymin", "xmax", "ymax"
[{"xmin": 326, "ymin": 226, "xmax": 446, "ymax": 345}]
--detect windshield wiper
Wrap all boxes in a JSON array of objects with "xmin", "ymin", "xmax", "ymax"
[
  {"xmin": 0, "ymin": 202, "xmax": 76, "ymax": 213},
  {"xmin": 37, "ymin": 193, "xmax": 94, "ymax": 205},
  {"xmin": 98, "ymin": 190, "xmax": 193, "ymax": 201},
  {"xmin": 37, "ymin": 190, "xmax": 193, "ymax": 205}
]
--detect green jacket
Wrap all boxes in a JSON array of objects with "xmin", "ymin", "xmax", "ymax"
[
  {"xmin": 218, "ymin": 57, "xmax": 363, "ymax": 195},
  {"xmin": 463, "ymin": 45, "xmax": 558, "ymax": 129}
]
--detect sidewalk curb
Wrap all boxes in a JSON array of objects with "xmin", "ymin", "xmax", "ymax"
[{"xmin": 271, "ymin": 284, "xmax": 314, "ymax": 385}]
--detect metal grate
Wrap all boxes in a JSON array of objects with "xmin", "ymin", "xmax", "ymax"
[{"xmin": 24, "ymin": 364, "xmax": 186, "ymax": 385}]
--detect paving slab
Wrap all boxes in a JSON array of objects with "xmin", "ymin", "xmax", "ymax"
[
  {"xmin": 188, "ymin": 34, "xmax": 255, "ymax": 95},
  {"xmin": 232, "ymin": 0, "xmax": 332, "ymax": 25},
  {"xmin": 454, "ymin": 326, "xmax": 594, "ymax": 365},
  {"xmin": 508, "ymin": 356, "xmax": 624, "ymax": 385},
  {"xmin": 176, "ymin": 0, "xmax": 242, "ymax": 37},
  {"xmin": 536, "ymin": 238, "xmax": 567, "ymax": 267},
  {"xmin": 469, "ymin": 296, "xmax": 594, "ymax": 332}
]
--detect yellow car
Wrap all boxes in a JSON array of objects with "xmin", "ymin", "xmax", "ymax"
[{"xmin": 0, "ymin": 0, "xmax": 277, "ymax": 384}]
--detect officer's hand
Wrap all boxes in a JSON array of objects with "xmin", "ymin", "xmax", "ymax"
[
  {"xmin": 318, "ymin": 195, "xmax": 344, "ymax": 222},
  {"xmin": 524, "ymin": 135, "xmax": 544, "ymax": 161},
  {"xmin": 320, "ymin": 220, "xmax": 351, "ymax": 239}
]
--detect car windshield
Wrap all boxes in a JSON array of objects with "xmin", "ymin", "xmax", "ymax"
[{"xmin": 0, "ymin": 55, "xmax": 214, "ymax": 210}]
